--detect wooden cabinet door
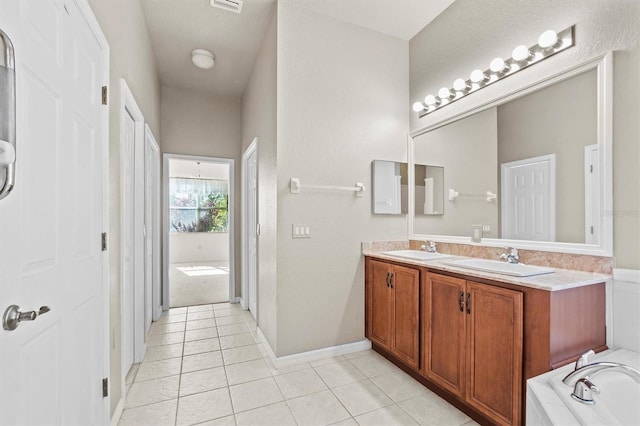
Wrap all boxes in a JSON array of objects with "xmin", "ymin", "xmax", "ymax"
[
  {"xmin": 424, "ymin": 273, "xmax": 467, "ymax": 398},
  {"xmin": 368, "ymin": 260, "xmax": 392, "ymax": 349},
  {"xmin": 466, "ymin": 281, "xmax": 523, "ymax": 426},
  {"xmin": 390, "ymin": 265, "xmax": 420, "ymax": 369}
]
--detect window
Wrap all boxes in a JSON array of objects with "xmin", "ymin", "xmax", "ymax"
[{"xmin": 169, "ymin": 177, "xmax": 228, "ymax": 233}]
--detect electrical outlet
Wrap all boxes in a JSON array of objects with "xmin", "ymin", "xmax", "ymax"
[
  {"xmin": 292, "ymin": 224, "xmax": 311, "ymax": 238},
  {"xmin": 482, "ymin": 224, "xmax": 491, "ymax": 233}
]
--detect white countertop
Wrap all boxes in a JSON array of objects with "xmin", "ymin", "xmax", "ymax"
[{"xmin": 363, "ymin": 250, "xmax": 611, "ymax": 291}]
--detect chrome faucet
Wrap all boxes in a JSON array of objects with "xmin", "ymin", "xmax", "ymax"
[
  {"xmin": 420, "ymin": 241, "xmax": 437, "ymax": 253},
  {"xmin": 571, "ymin": 377, "xmax": 600, "ymax": 404},
  {"xmin": 500, "ymin": 247, "xmax": 520, "ymax": 264},
  {"xmin": 562, "ymin": 361, "xmax": 640, "ymax": 387},
  {"xmin": 562, "ymin": 349, "xmax": 640, "ymax": 405},
  {"xmin": 575, "ymin": 349, "xmax": 595, "ymax": 369}
]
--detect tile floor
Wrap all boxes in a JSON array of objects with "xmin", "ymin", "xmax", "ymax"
[
  {"xmin": 120, "ymin": 303, "xmax": 479, "ymax": 426},
  {"xmin": 170, "ymin": 262, "xmax": 230, "ymax": 307}
]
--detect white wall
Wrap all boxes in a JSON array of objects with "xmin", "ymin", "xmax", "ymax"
[
  {"xmin": 87, "ymin": 0, "xmax": 161, "ymax": 416},
  {"xmin": 169, "ymin": 233, "xmax": 229, "ymax": 264},
  {"xmin": 241, "ymin": 10, "xmax": 278, "ymax": 349},
  {"xmin": 160, "ymin": 87, "xmax": 242, "ymax": 295},
  {"xmin": 409, "ymin": 0, "xmax": 640, "ymax": 269},
  {"xmin": 274, "ymin": 2, "xmax": 409, "ymax": 356}
]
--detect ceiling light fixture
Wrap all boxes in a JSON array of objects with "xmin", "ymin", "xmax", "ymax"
[
  {"xmin": 412, "ymin": 26, "xmax": 575, "ymax": 117},
  {"xmin": 192, "ymin": 49, "xmax": 215, "ymax": 70},
  {"xmin": 210, "ymin": 0, "xmax": 243, "ymax": 14}
]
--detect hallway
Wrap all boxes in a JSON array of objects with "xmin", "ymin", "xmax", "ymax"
[{"xmin": 119, "ymin": 303, "xmax": 477, "ymax": 426}]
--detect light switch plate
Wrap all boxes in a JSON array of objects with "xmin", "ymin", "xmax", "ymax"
[
  {"xmin": 471, "ymin": 224, "xmax": 482, "ymax": 243},
  {"xmin": 292, "ymin": 224, "xmax": 311, "ymax": 238}
]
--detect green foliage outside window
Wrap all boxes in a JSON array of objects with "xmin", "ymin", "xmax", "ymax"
[{"xmin": 170, "ymin": 178, "xmax": 228, "ymax": 233}]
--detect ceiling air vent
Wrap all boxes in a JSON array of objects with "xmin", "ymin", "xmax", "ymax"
[{"xmin": 210, "ymin": 0, "xmax": 243, "ymax": 14}]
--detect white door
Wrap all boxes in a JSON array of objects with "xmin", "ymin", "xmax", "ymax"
[
  {"xmin": 584, "ymin": 144, "xmax": 600, "ymax": 245},
  {"xmin": 501, "ymin": 154, "xmax": 556, "ymax": 241},
  {"xmin": 122, "ymin": 108, "xmax": 136, "ymax": 376},
  {"xmin": 247, "ymin": 149, "xmax": 258, "ymax": 316},
  {"xmin": 0, "ymin": 1, "xmax": 108, "ymax": 424}
]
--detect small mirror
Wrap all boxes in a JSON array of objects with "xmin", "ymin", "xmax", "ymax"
[
  {"xmin": 415, "ymin": 164, "xmax": 444, "ymax": 215},
  {"xmin": 372, "ymin": 160, "xmax": 407, "ymax": 214}
]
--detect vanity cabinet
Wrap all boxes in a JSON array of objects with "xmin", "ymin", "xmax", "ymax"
[
  {"xmin": 424, "ymin": 273, "xmax": 523, "ymax": 426},
  {"xmin": 364, "ymin": 255, "xmax": 606, "ymax": 426},
  {"xmin": 366, "ymin": 259, "xmax": 420, "ymax": 369}
]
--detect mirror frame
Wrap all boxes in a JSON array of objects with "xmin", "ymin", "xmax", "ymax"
[{"xmin": 408, "ymin": 52, "xmax": 613, "ymax": 256}]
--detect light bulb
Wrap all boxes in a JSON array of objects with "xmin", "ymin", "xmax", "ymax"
[
  {"xmin": 438, "ymin": 87, "xmax": 452, "ymax": 99},
  {"xmin": 453, "ymin": 78, "xmax": 470, "ymax": 92},
  {"xmin": 538, "ymin": 30, "xmax": 559, "ymax": 49},
  {"xmin": 424, "ymin": 94, "xmax": 439, "ymax": 106},
  {"xmin": 470, "ymin": 69, "xmax": 488, "ymax": 83},
  {"xmin": 489, "ymin": 57, "xmax": 509, "ymax": 73},
  {"xmin": 412, "ymin": 102, "xmax": 424, "ymax": 112},
  {"xmin": 512, "ymin": 45, "xmax": 532, "ymax": 62}
]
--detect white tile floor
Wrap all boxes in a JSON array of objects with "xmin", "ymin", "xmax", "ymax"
[
  {"xmin": 120, "ymin": 303, "xmax": 479, "ymax": 426},
  {"xmin": 170, "ymin": 262, "xmax": 230, "ymax": 307}
]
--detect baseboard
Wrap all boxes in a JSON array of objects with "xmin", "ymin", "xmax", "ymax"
[
  {"xmin": 110, "ymin": 395, "xmax": 124, "ymax": 426},
  {"xmin": 613, "ymin": 268, "xmax": 640, "ymax": 284},
  {"xmin": 256, "ymin": 326, "xmax": 372, "ymax": 370},
  {"xmin": 233, "ymin": 297, "xmax": 242, "ymax": 304},
  {"xmin": 237, "ymin": 297, "xmax": 246, "ymax": 309},
  {"xmin": 256, "ymin": 327, "xmax": 277, "ymax": 366}
]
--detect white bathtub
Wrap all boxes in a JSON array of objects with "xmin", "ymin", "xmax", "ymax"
[{"xmin": 527, "ymin": 348, "xmax": 640, "ymax": 425}]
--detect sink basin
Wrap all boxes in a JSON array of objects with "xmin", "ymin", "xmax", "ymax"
[
  {"xmin": 443, "ymin": 258, "xmax": 555, "ymax": 277},
  {"xmin": 380, "ymin": 250, "xmax": 452, "ymax": 261}
]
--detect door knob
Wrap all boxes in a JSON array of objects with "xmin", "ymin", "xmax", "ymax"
[{"xmin": 3, "ymin": 305, "xmax": 51, "ymax": 331}]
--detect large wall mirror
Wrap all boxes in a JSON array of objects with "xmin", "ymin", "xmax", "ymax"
[{"xmin": 409, "ymin": 53, "xmax": 613, "ymax": 256}]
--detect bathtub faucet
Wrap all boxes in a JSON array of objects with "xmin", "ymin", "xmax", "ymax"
[{"xmin": 562, "ymin": 361, "xmax": 640, "ymax": 387}]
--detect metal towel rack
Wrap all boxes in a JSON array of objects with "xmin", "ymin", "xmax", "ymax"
[
  {"xmin": 449, "ymin": 189, "xmax": 497, "ymax": 203},
  {"xmin": 290, "ymin": 178, "xmax": 365, "ymax": 197}
]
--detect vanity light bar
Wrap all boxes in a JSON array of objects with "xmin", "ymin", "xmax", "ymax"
[{"xmin": 413, "ymin": 26, "xmax": 575, "ymax": 117}]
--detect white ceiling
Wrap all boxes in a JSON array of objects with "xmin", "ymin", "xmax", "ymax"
[
  {"xmin": 140, "ymin": 0, "xmax": 455, "ymax": 97},
  {"xmin": 169, "ymin": 159, "xmax": 229, "ymax": 180},
  {"xmin": 284, "ymin": 0, "xmax": 455, "ymax": 42}
]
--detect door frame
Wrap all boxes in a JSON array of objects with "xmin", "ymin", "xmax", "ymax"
[
  {"xmin": 500, "ymin": 154, "xmax": 556, "ymax": 241},
  {"xmin": 144, "ymin": 124, "xmax": 162, "ymax": 322},
  {"xmin": 162, "ymin": 154, "xmax": 236, "ymax": 310},
  {"xmin": 119, "ymin": 79, "xmax": 146, "ymax": 376},
  {"xmin": 76, "ymin": 1, "xmax": 111, "ymax": 422},
  {"xmin": 241, "ymin": 138, "xmax": 257, "ymax": 312}
]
